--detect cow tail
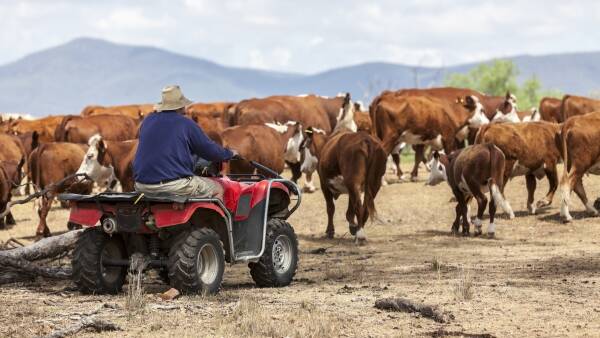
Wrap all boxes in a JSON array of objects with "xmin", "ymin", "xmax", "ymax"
[
  {"xmin": 363, "ymin": 140, "xmax": 387, "ymax": 223},
  {"xmin": 487, "ymin": 144, "xmax": 514, "ymax": 218},
  {"xmin": 54, "ymin": 115, "xmax": 75, "ymax": 141},
  {"xmin": 559, "ymin": 95, "xmax": 570, "ymax": 123}
]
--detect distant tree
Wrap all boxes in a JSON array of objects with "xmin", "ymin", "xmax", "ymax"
[{"xmin": 445, "ymin": 60, "xmax": 561, "ymax": 110}]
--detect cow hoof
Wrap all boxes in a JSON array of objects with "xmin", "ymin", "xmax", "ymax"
[
  {"xmin": 355, "ymin": 237, "xmax": 367, "ymax": 246},
  {"xmin": 487, "ymin": 232, "xmax": 495, "ymax": 239},
  {"xmin": 302, "ymin": 186, "xmax": 317, "ymax": 193},
  {"xmin": 325, "ymin": 231, "xmax": 335, "ymax": 239},
  {"xmin": 536, "ymin": 199, "xmax": 551, "ymax": 209},
  {"xmin": 561, "ymin": 216, "xmax": 572, "ymax": 223},
  {"xmin": 67, "ymin": 222, "xmax": 82, "ymax": 230},
  {"xmin": 474, "ymin": 229, "xmax": 482, "ymax": 236},
  {"xmin": 349, "ymin": 224, "xmax": 358, "ymax": 236},
  {"xmin": 527, "ymin": 204, "xmax": 537, "ymax": 215},
  {"xmin": 508, "ymin": 212, "xmax": 515, "ymax": 220},
  {"xmin": 410, "ymin": 176, "xmax": 419, "ymax": 182}
]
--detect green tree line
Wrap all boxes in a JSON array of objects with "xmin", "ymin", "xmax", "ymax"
[{"xmin": 445, "ymin": 60, "xmax": 562, "ymax": 110}]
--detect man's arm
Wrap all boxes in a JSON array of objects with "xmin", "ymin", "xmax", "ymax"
[{"xmin": 187, "ymin": 121, "xmax": 233, "ymax": 161}]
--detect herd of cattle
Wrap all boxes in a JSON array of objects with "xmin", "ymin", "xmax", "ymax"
[{"xmin": 1, "ymin": 88, "xmax": 600, "ymax": 242}]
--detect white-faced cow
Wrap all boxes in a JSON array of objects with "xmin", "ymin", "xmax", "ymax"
[{"xmin": 301, "ymin": 94, "xmax": 387, "ymax": 243}]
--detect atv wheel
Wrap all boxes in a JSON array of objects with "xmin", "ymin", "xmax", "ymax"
[
  {"xmin": 249, "ymin": 218, "xmax": 298, "ymax": 287},
  {"xmin": 168, "ymin": 228, "xmax": 224, "ymax": 295},
  {"xmin": 72, "ymin": 228, "xmax": 127, "ymax": 294}
]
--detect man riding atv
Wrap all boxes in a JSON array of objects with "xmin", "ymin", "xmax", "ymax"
[{"xmin": 133, "ymin": 85, "xmax": 237, "ymax": 200}]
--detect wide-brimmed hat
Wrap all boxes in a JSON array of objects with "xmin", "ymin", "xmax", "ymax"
[{"xmin": 154, "ymin": 85, "xmax": 193, "ymax": 112}]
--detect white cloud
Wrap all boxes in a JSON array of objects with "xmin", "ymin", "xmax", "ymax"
[{"xmin": 95, "ymin": 8, "xmax": 168, "ymax": 30}]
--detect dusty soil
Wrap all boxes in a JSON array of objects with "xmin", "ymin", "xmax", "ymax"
[{"xmin": 1, "ymin": 163, "xmax": 599, "ymax": 337}]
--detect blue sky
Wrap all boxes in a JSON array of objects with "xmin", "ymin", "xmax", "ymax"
[{"xmin": 1, "ymin": 0, "xmax": 599, "ymax": 73}]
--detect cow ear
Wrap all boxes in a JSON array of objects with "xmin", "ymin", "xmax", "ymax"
[
  {"xmin": 433, "ymin": 151, "xmax": 440, "ymax": 160},
  {"xmin": 505, "ymin": 91, "xmax": 511, "ymax": 100}
]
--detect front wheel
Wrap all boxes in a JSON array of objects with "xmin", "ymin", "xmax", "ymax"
[
  {"xmin": 168, "ymin": 228, "xmax": 225, "ymax": 295},
  {"xmin": 249, "ymin": 218, "xmax": 298, "ymax": 287}
]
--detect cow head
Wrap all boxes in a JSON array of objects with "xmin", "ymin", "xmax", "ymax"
[
  {"xmin": 492, "ymin": 92, "xmax": 520, "ymax": 123},
  {"xmin": 464, "ymin": 95, "xmax": 490, "ymax": 128},
  {"xmin": 299, "ymin": 126, "xmax": 327, "ymax": 174},
  {"xmin": 334, "ymin": 93, "xmax": 357, "ymax": 132},
  {"xmin": 77, "ymin": 134, "xmax": 117, "ymax": 189},
  {"xmin": 426, "ymin": 151, "xmax": 448, "ymax": 186},
  {"xmin": 265, "ymin": 121, "xmax": 305, "ymax": 163}
]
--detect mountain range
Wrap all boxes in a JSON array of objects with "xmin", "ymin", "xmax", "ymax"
[{"xmin": 1, "ymin": 37, "xmax": 599, "ymax": 116}]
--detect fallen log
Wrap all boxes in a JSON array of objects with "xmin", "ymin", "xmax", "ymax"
[
  {"xmin": 40, "ymin": 317, "xmax": 121, "ymax": 338},
  {"xmin": 374, "ymin": 297, "xmax": 454, "ymax": 323},
  {"xmin": 0, "ymin": 230, "xmax": 82, "ymax": 285}
]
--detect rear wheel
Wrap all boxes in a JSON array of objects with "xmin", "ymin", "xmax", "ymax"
[
  {"xmin": 249, "ymin": 218, "xmax": 298, "ymax": 287},
  {"xmin": 72, "ymin": 228, "xmax": 127, "ymax": 294},
  {"xmin": 168, "ymin": 228, "xmax": 225, "ymax": 295}
]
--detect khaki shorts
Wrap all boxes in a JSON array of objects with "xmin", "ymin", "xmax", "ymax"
[{"xmin": 135, "ymin": 176, "xmax": 224, "ymax": 200}]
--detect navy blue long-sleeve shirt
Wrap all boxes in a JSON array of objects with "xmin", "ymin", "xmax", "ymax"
[{"xmin": 133, "ymin": 111, "xmax": 233, "ymax": 184}]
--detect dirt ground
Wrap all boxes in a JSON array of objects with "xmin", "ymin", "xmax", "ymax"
[{"xmin": 1, "ymin": 162, "xmax": 599, "ymax": 338}]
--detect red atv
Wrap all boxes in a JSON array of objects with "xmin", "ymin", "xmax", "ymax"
[{"xmin": 59, "ymin": 160, "xmax": 301, "ymax": 295}]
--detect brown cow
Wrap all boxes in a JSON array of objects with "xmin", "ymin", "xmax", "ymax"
[
  {"xmin": 0, "ymin": 133, "xmax": 26, "ymax": 228},
  {"xmin": 28, "ymin": 143, "xmax": 93, "ymax": 237},
  {"xmin": 558, "ymin": 112, "xmax": 600, "ymax": 222},
  {"xmin": 560, "ymin": 95, "xmax": 600, "ymax": 121},
  {"xmin": 81, "ymin": 104, "xmax": 154, "ymax": 120},
  {"xmin": 353, "ymin": 102, "xmax": 372, "ymax": 133},
  {"xmin": 233, "ymin": 94, "xmax": 347, "ymax": 191},
  {"xmin": 221, "ymin": 123, "xmax": 302, "ymax": 176},
  {"xmin": 54, "ymin": 114, "xmax": 138, "ymax": 143},
  {"xmin": 302, "ymin": 94, "xmax": 387, "ymax": 242},
  {"xmin": 539, "ymin": 97, "xmax": 562, "ymax": 123},
  {"xmin": 370, "ymin": 87, "xmax": 504, "ymax": 180},
  {"xmin": 6, "ymin": 115, "xmax": 65, "ymax": 142},
  {"xmin": 475, "ymin": 121, "xmax": 561, "ymax": 214},
  {"xmin": 427, "ymin": 144, "xmax": 514, "ymax": 236},
  {"xmin": 371, "ymin": 94, "xmax": 466, "ymax": 182},
  {"xmin": 77, "ymin": 134, "xmax": 136, "ymax": 191}
]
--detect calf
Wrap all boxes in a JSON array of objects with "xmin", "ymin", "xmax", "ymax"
[
  {"xmin": 558, "ymin": 112, "xmax": 600, "ymax": 222},
  {"xmin": 303, "ymin": 94, "xmax": 387, "ymax": 242},
  {"xmin": 427, "ymin": 144, "xmax": 514, "ymax": 236},
  {"xmin": 77, "ymin": 134, "xmax": 135, "ymax": 191},
  {"xmin": 28, "ymin": 143, "xmax": 93, "ymax": 237},
  {"xmin": 476, "ymin": 121, "xmax": 561, "ymax": 214}
]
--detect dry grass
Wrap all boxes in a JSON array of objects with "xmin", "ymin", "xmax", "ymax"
[
  {"xmin": 453, "ymin": 266, "xmax": 474, "ymax": 301},
  {"xmin": 216, "ymin": 295, "xmax": 342, "ymax": 338},
  {"xmin": 125, "ymin": 255, "xmax": 147, "ymax": 318}
]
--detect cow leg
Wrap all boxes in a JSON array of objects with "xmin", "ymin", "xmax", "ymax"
[
  {"xmin": 6, "ymin": 212, "xmax": 16, "ymax": 226},
  {"xmin": 537, "ymin": 166, "xmax": 558, "ymax": 209},
  {"xmin": 410, "ymin": 145, "xmax": 425, "ymax": 182},
  {"xmin": 288, "ymin": 162, "xmax": 302, "ymax": 183},
  {"xmin": 452, "ymin": 203, "xmax": 461, "ymax": 235},
  {"xmin": 460, "ymin": 195, "xmax": 471, "ymax": 235},
  {"xmin": 488, "ymin": 191, "xmax": 497, "ymax": 238},
  {"xmin": 391, "ymin": 153, "xmax": 402, "ymax": 179},
  {"xmin": 320, "ymin": 181, "xmax": 336, "ymax": 238},
  {"xmin": 303, "ymin": 172, "xmax": 317, "ymax": 193},
  {"xmin": 345, "ymin": 187, "xmax": 358, "ymax": 236},
  {"xmin": 560, "ymin": 171, "xmax": 577, "ymax": 222},
  {"xmin": 573, "ymin": 177, "xmax": 598, "ymax": 216},
  {"xmin": 465, "ymin": 177, "xmax": 487, "ymax": 236},
  {"xmin": 525, "ymin": 174, "xmax": 537, "ymax": 214},
  {"xmin": 36, "ymin": 195, "xmax": 53, "ymax": 238}
]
